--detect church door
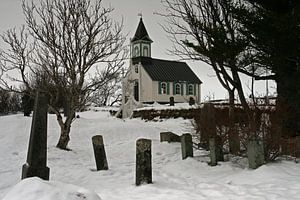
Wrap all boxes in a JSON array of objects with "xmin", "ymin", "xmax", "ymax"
[{"xmin": 134, "ymin": 81, "xmax": 139, "ymax": 101}]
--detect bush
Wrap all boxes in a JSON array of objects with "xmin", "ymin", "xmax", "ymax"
[
  {"xmin": 194, "ymin": 104, "xmax": 285, "ymax": 161},
  {"xmin": 0, "ymin": 90, "xmax": 22, "ymax": 115}
]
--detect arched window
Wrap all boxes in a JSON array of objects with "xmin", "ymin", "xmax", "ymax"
[
  {"xmin": 161, "ymin": 82, "xmax": 167, "ymax": 94},
  {"xmin": 143, "ymin": 46, "xmax": 149, "ymax": 57},
  {"xmin": 175, "ymin": 83, "xmax": 181, "ymax": 95},
  {"xmin": 188, "ymin": 84, "xmax": 194, "ymax": 95},
  {"xmin": 134, "ymin": 46, "xmax": 139, "ymax": 57}
]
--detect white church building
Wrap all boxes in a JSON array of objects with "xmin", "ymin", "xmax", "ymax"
[{"xmin": 121, "ymin": 18, "xmax": 202, "ymax": 118}]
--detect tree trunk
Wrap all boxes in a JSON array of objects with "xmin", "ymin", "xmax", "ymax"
[
  {"xmin": 276, "ymin": 66, "xmax": 300, "ymax": 138},
  {"xmin": 55, "ymin": 109, "xmax": 74, "ymax": 150},
  {"xmin": 228, "ymin": 89, "xmax": 240, "ymax": 154},
  {"xmin": 232, "ymin": 69, "xmax": 257, "ymax": 138},
  {"xmin": 56, "ymin": 126, "xmax": 71, "ymax": 150}
]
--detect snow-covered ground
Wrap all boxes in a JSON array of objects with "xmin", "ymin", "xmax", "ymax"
[{"xmin": 1, "ymin": 110, "xmax": 300, "ymax": 200}]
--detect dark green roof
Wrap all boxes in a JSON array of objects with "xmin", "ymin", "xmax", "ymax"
[
  {"xmin": 142, "ymin": 58, "xmax": 202, "ymax": 84},
  {"xmin": 131, "ymin": 18, "xmax": 153, "ymax": 43}
]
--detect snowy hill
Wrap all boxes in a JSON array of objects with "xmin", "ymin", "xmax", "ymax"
[{"xmin": 1, "ymin": 110, "xmax": 300, "ymax": 200}]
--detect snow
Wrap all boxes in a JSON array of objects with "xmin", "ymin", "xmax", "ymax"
[
  {"xmin": 1, "ymin": 110, "xmax": 300, "ymax": 200},
  {"xmin": 135, "ymin": 102, "xmax": 198, "ymax": 111},
  {"xmin": 2, "ymin": 177, "xmax": 101, "ymax": 200}
]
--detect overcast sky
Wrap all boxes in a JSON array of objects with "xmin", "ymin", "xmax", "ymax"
[{"xmin": 0, "ymin": 0, "xmax": 275, "ymax": 100}]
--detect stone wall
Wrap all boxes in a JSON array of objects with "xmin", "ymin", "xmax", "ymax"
[{"xmin": 132, "ymin": 108, "xmax": 200, "ymax": 120}]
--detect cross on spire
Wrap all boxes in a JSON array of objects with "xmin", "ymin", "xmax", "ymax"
[{"xmin": 138, "ymin": 12, "xmax": 142, "ymax": 19}]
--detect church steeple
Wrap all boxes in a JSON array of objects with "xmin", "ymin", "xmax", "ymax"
[
  {"xmin": 131, "ymin": 17, "xmax": 153, "ymax": 43},
  {"xmin": 131, "ymin": 17, "xmax": 152, "ymax": 58}
]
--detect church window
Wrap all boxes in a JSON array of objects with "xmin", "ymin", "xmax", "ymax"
[
  {"xmin": 134, "ymin": 46, "xmax": 139, "ymax": 57},
  {"xmin": 161, "ymin": 82, "xmax": 167, "ymax": 94},
  {"xmin": 143, "ymin": 46, "xmax": 149, "ymax": 57},
  {"xmin": 175, "ymin": 83, "xmax": 181, "ymax": 95},
  {"xmin": 188, "ymin": 84, "xmax": 194, "ymax": 95}
]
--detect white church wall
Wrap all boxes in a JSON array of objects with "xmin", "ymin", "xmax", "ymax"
[
  {"xmin": 139, "ymin": 67, "xmax": 153, "ymax": 102},
  {"xmin": 152, "ymin": 81, "xmax": 201, "ymax": 103}
]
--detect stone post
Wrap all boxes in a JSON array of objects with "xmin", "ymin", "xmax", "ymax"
[
  {"xmin": 209, "ymin": 137, "xmax": 224, "ymax": 166},
  {"xmin": 92, "ymin": 135, "xmax": 108, "ymax": 170},
  {"xmin": 169, "ymin": 97, "xmax": 175, "ymax": 106},
  {"xmin": 189, "ymin": 97, "xmax": 195, "ymax": 106},
  {"xmin": 181, "ymin": 133, "xmax": 193, "ymax": 159},
  {"xmin": 247, "ymin": 138, "xmax": 265, "ymax": 169},
  {"xmin": 136, "ymin": 138, "xmax": 152, "ymax": 186},
  {"xmin": 22, "ymin": 91, "xmax": 50, "ymax": 180}
]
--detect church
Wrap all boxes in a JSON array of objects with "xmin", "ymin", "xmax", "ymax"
[{"xmin": 121, "ymin": 17, "xmax": 202, "ymax": 117}]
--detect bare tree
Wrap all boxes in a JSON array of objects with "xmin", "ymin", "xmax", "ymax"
[
  {"xmin": 160, "ymin": 0, "xmax": 259, "ymax": 152},
  {"xmin": 161, "ymin": 0, "xmax": 250, "ymax": 109},
  {"xmin": 0, "ymin": 26, "xmax": 34, "ymax": 92},
  {"xmin": 0, "ymin": 0, "xmax": 126, "ymax": 150},
  {"xmin": 88, "ymin": 68, "xmax": 123, "ymax": 107}
]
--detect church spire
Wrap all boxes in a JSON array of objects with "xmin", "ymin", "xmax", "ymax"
[
  {"xmin": 131, "ymin": 17, "xmax": 153, "ymax": 43},
  {"xmin": 131, "ymin": 17, "xmax": 153, "ymax": 59}
]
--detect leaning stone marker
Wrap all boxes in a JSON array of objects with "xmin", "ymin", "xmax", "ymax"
[
  {"xmin": 160, "ymin": 132, "xmax": 181, "ymax": 143},
  {"xmin": 22, "ymin": 91, "xmax": 50, "ymax": 180},
  {"xmin": 92, "ymin": 135, "xmax": 108, "ymax": 170},
  {"xmin": 160, "ymin": 132, "xmax": 171, "ymax": 142},
  {"xmin": 247, "ymin": 138, "xmax": 265, "ymax": 169},
  {"xmin": 136, "ymin": 138, "xmax": 152, "ymax": 186},
  {"xmin": 181, "ymin": 133, "xmax": 193, "ymax": 159}
]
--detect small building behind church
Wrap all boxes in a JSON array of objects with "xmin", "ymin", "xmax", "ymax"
[{"xmin": 122, "ymin": 18, "xmax": 202, "ymax": 117}]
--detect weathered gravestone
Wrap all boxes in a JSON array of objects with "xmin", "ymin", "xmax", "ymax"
[
  {"xmin": 92, "ymin": 135, "xmax": 108, "ymax": 170},
  {"xmin": 22, "ymin": 91, "xmax": 50, "ymax": 180},
  {"xmin": 160, "ymin": 132, "xmax": 181, "ymax": 143},
  {"xmin": 181, "ymin": 133, "xmax": 193, "ymax": 159},
  {"xmin": 189, "ymin": 97, "xmax": 195, "ymax": 106},
  {"xmin": 136, "ymin": 138, "xmax": 152, "ymax": 186},
  {"xmin": 247, "ymin": 138, "xmax": 265, "ymax": 169},
  {"xmin": 209, "ymin": 137, "xmax": 224, "ymax": 166}
]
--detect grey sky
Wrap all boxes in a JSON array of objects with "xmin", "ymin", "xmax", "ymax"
[{"xmin": 0, "ymin": 0, "xmax": 275, "ymax": 100}]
